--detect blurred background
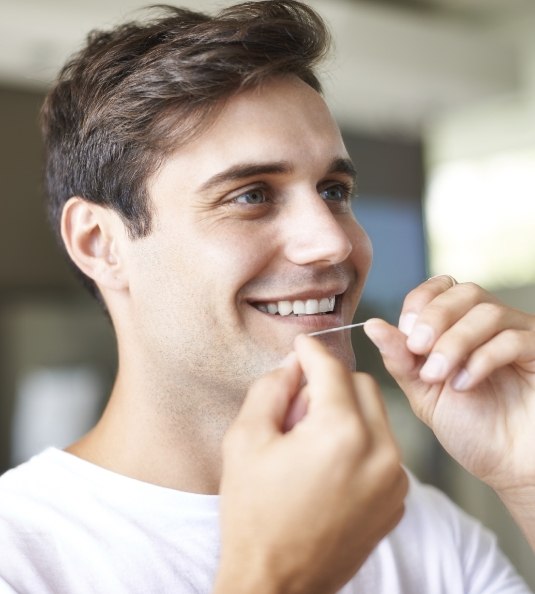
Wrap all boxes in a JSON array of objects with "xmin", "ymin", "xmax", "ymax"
[{"xmin": 1, "ymin": 0, "xmax": 535, "ymax": 586}]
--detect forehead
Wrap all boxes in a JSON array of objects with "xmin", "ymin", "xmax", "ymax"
[{"xmin": 152, "ymin": 76, "xmax": 348, "ymax": 187}]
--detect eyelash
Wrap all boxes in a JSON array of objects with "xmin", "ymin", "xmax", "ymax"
[
  {"xmin": 229, "ymin": 181, "xmax": 354, "ymax": 209},
  {"xmin": 232, "ymin": 187, "xmax": 270, "ymax": 206},
  {"xmin": 319, "ymin": 181, "xmax": 354, "ymax": 205}
]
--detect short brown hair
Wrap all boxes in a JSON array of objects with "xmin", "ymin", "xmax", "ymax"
[{"xmin": 41, "ymin": 0, "xmax": 331, "ymax": 300}]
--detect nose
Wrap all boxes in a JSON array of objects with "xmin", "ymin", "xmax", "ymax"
[{"xmin": 282, "ymin": 194, "xmax": 353, "ymax": 266}]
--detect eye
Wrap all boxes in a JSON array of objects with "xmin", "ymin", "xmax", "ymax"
[
  {"xmin": 234, "ymin": 188, "xmax": 268, "ymax": 205},
  {"xmin": 320, "ymin": 182, "xmax": 353, "ymax": 203}
]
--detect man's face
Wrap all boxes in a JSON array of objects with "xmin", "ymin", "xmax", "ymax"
[{"xmin": 123, "ymin": 76, "xmax": 372, "ymax": 397}]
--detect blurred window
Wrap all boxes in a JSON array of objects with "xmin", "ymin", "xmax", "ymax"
[{"xmin": 426, "ymin": 150, "xmax": 535, "ymax": 289}]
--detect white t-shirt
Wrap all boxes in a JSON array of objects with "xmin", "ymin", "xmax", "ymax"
[{"xmin": 0, "ymin": 448, "xmax": 531, "ymax": 594}]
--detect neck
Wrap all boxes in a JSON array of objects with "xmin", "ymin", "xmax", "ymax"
[{"xmin": 67, "ymin": 366, "xmax": 243, "ymax": 495}]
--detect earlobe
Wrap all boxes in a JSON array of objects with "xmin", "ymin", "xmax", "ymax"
[{"xmin": 61, "ymin": 197, "xmax": 128, "ymax": 291}]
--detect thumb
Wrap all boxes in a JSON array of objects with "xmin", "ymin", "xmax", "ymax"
[{"xmin": 364, "ymin": 318, "xmax": 421, "ymax": 383}]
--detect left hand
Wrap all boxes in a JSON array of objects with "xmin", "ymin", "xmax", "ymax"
[{"xmin": 364, "ymin": 275, "xmax": 535, "ymax": 495}]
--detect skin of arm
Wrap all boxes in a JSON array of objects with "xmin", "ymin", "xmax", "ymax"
[
  {"xmin": 214, "ymin": 335, "xmax": 408, "ymax": 594},
  {"xmin": 363, "ymin": 275, "xmax": 535, "ymax": 550}
]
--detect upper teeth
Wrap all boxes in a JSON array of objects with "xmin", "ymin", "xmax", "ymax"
[{"xmin": 256, "ymin": 297, "xmax": 335, "ymax": 316}]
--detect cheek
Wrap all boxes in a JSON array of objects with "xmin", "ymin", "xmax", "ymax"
[
  {"xmin": 205, "ymin": 225, "xmax": 274, "ymax": 280},
  {"xmin": 347, "ymin": 221, "xmax": 373, "ymax": 276}
]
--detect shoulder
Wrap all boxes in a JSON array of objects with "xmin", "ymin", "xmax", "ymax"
[
  {"xmin": 397, "ymin": 470, "xmax": 501, "ymax": 560},
  {"xmin": 0, "ymin": 448, "xmax": 58, "ymax": 496},
  {"xmin": 0, "ymin": 450, "xmax": 66, "ymax": 582},
  {"xmin": 0, "ymin": 447, "xmax": 104, "ymax": 536},
  {"xmin": 0, "ymin": 449, "xmax": 65, "ymax": 528},
  {"xmin": 369, "ymin": 470, "xmax": 531, "ymax": 593}
]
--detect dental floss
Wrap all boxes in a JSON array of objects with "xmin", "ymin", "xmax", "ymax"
[{"xmin": 308, "ymin": 321, "xmax": 367, "ymax": 337}]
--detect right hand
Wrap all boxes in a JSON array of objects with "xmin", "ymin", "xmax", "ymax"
[{"xmin": 214, "ymin": 334, "xmax": 407, "ymax": 594}]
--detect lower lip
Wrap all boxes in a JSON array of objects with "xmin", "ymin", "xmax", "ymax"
[{"xmin": 252, "ymin": 307, "xmax": 345, "ymax": 331}]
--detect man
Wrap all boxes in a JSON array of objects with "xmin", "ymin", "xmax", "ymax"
[{"xmin": 1, "ymin": 1, "xmax": 534, "ymax": 592}]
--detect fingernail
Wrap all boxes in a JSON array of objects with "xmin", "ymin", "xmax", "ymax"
[
  {"xmin": 407, "ymin": 324, "xmax": 434, "ymax": 352},
  {"xmin": 398, "ymin": 312, "xmax": 417, "ymax": 336},
  {"xmin": 420, "ymin": 353, "xmax": 448, "ymax": 380},
  {"xmin": 452, "ymin": 368, "xmax": 471, "ymax": 391}
]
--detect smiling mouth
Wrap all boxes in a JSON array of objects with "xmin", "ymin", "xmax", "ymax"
[{"xmin": 252, "ymin": 295, "xmax": 337, "ymax": 316}]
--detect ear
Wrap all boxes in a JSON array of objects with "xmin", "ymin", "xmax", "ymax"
[{"xmin": 61, "ymin": 196, "xmax": 129, "ymax": 292}]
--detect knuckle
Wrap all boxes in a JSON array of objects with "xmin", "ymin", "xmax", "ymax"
[
  {"xmin": 501, "ymin": 328, "xmax": 524, "ymax": 349},
  {"xmin": 473, "ymin": 301, "xmax": 506, "ymax": 323},
  {"xmin": 376, "ymin": 442, "xmax": 403, "ymax": 476},
  {"xmin": 499, "ymin": 329, "xmax": 532, "ymax": 365},
  {"xmin": 456, "ymin": 281, "xmax": 483, "ymax": 297},
  {"xmin": 363, "ymin": 429, "xmax": 403, "ymax": 472},
  {"xmin": 469, "ymin": 333, "xmax": 518, "ymax": 372},
  {"xmin": 458, "ymin": 280, "xmax": 479, "ymax": 291},
  {"xmin": 337, "ymin": 417, "xmax": 367, "ymax": 450},
  {"xmin": 324, "ymin": 416, "xmax": 369, "ymax": 460},
  {"xmin": 419, "ymin": 301, "xmax": 446, "ymax": 321}
]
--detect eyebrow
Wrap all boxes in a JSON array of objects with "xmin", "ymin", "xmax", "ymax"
[
  {"xmin": 327, "ymin": 157, "xmax": 357, "ymax": 186},
  {"xmin": 197, "ymin": 157, "xmax": 357, "ymax": 193},
  {"xmin": 198, "ymin": 162, "xmax": 293, "ymax": 192}
]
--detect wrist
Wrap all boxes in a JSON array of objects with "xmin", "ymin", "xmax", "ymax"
[{"xmin": 497, "ymin": 484, "xmax": 535, "ymax": 551}]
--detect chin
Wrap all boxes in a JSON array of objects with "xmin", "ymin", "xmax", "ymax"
[
  {"xmin": 335, "ymin": 349, "xmax": 357, "ymax": 372},
  {"xmin": 317, "ymin": 337, "xmax": 356, "ymax": 371}
]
